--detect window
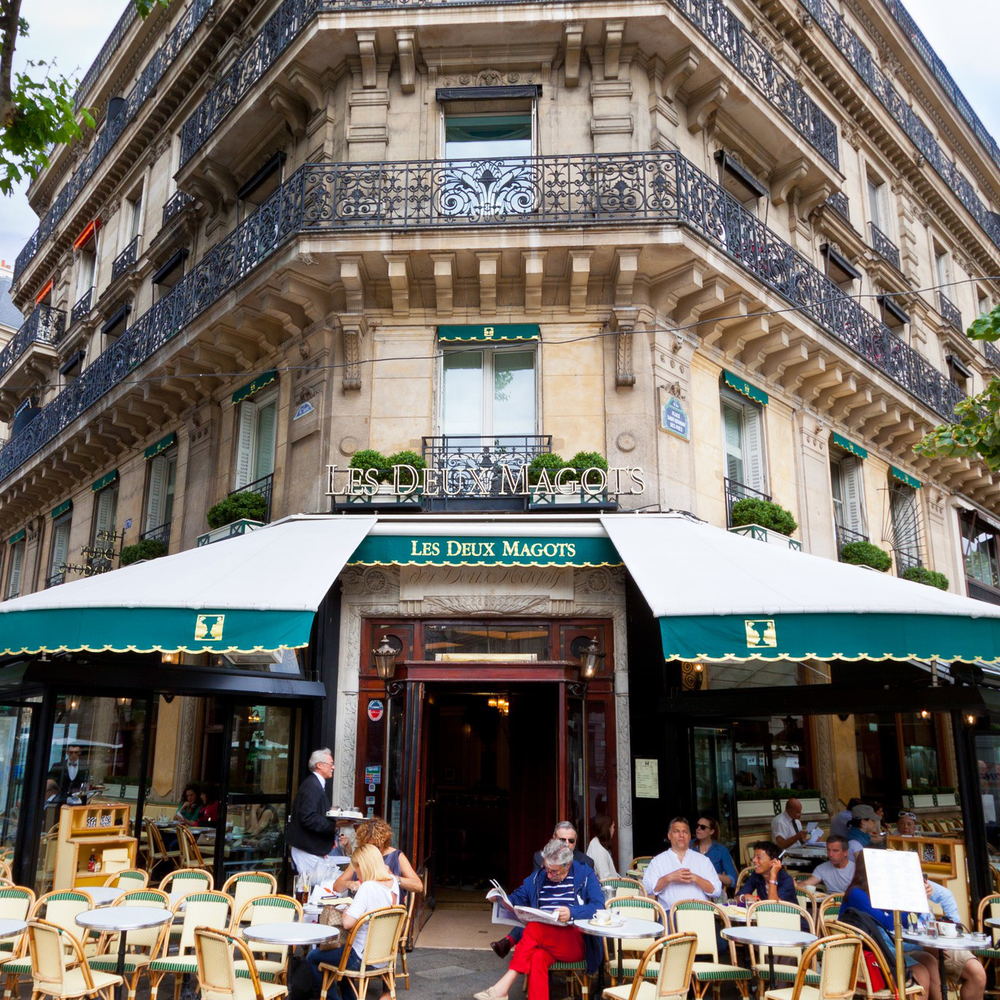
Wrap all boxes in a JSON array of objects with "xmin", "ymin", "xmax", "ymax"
[
  {"xmin": 714, "ymin": 151, "xmax": 767, "ymax": 214},
  {"xmin": 830, "ymin": 453, "xmax": 866, "ymax": 543},
  {"xmin": 878, "ymin": 294, "xmax": 909, "ymax": 334},
  {"xmin": 234, "ymin": 390, "xmax": 277, "ymax": 490},
  {"xmin": 91, "ymin": 484, "xmax": 118, "ymax": 573},
  {"xmin": 127, "ymin": 192, "xmax": 143, "ymax": 242},
  {"xmin": 961, "ymin": 511, "xmax": 1000, "ymax": 591},
  {"xmin": 144, "ymin": 450, "xmax": 177, "ymax": 540},
  {"xmin": 77, "ymin": 247, "xmax": 96, "ymax": 298},
  {"xmin": 978, "ymin": 290, "xmax": 991, "ymax": 319},
  {"xmin": 889, "ymin": 481, "xmax": 921, "ymax": 572},
  {"xmin": 48, "ymin": 515, "xmax": 71, "ymax": 587},
  {"xmin": 934, "ymin": 246, "xmax": 950, "ymax": 290},
  {"xmin": 441, "ymin": 348, "xmax": 536, "ymax": 437},
  {"xmin": 867, "ymin": 174, "xmax": 888, "ymax": 234},
  {"xmin": 721, "ymin": 391, "xmax": 765, "ymax": 495},
  {"xmin": 238, "ymin": 152, "xmax": 285, "ymax": 221},
  {"xmin": 6, "ymin": 538, "xmax": 24, "ymax": 599}
]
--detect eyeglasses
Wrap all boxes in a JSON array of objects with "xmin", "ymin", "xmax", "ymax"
[
  {"xmin": 557, "ymin": 836, "xmax": 577, "ymax": 844},
  {"xmin": 898, "ymin": 811, "xmax": 916, "ymax": 820},
  {"xmin": 695, "ymin": 823, "xmax": 711, "ymax": 831},
  {"xmin": 545, "ymin": 865, "xmax": 570, "ymax": 875}
]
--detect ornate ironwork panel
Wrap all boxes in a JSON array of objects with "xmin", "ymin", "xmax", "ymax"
[
  {"xmin": 868, "ymin": 223, "xmax": 901, "ymax": 269},
  {"xmin": 228, "ymin": 473, "xmax": 274, "ymax": 523},
  {"xmin": 70, "ymin": 287, "xmax": 94, "ymax": 327},
  {"xmin": 180, "ymin": 0, "xmax": 837, "ymax": 169},
  {"xmin": 11, "ymin": 0, "xmax": 213, "ymax": 286},
  {"xmin": 421, "ymin": 436, "xmax": 552, "ymax": 495},
  {"xmin": 162, "ymin": 191, "xmax": 194, "ymax": 227},
  {"xmin": 834, "ymin": 522, "xmax": 869, "ymax": 557},
  {"xmin": 825, "ymin": 192, "xmax": 849, "ymax": 221},
  {"xmin": 724, "ymin": 477, "xmax": 771, "ymax": 528},
  {"xmin": 140, "ymin": 522, "xmax": 172, "ymax": 547},
  {"xmin": 985, "ymin": 341, "xmax": 1000, "ymax": 369},
  {"xmin": 0, "ymin": 305, "xmax": 66, "ymax": 382},
  {"xmin": 939, "ymin": 292, "xmax": 962, "ymax": 332},
  {"xmin": 111, "ymin": 236, "xmax": 141, "ymax": 283}
]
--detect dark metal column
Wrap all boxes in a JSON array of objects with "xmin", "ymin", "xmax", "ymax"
[
  {"xmin": 15, "ymin": 688, "xmax": 55, "ymax": 887},
  {"xmin": 952, "ymin": 709, "xmax": 989, "ymax": 910}
]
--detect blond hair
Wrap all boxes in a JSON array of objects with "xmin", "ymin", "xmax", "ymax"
[{"xmin": 351, "ymin": 844, "xmax": 394, "ymax": 885}]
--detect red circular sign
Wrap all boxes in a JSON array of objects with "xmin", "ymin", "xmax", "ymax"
[{"xmin": 367, "ymin": 700, "xmax": 384, "ymax": 722}]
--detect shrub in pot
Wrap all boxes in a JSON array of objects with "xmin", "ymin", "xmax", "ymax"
[
  {"xmin": 386, "ymin": 450, "xmax": 427, "ymax": 492},
  {"xmin": 730, "ymin": 497, "xmax": 798, "ymax": 536},
  {"xmin": 902, "ymin": 566, "xmax": 949, "ymax": 591},
  {"xmin": 569, "ymin": 451, "xmax": 609, "ymax": 491},
  {"xmin": 206, "ymin": 492, "xmax": 268, "ymax": 529},
  {"xmin": 348, "ymin": 449, "xmax": 392, "ymax": 483},
  {"xmin": 119, "ymin": 538, "xmax": 167, "ymax": 566},
  {"xmin": 840, "ymin": 540, "xmax": 892, "ymax": 572},
  {"xmin": 528, "ymin": 453, "xmax": 567, "ymax": 486}
]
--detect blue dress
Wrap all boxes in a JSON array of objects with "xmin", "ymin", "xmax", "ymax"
[{"xmin": 703, "ymin": 842, "xmax": 738, "ymax": 889}]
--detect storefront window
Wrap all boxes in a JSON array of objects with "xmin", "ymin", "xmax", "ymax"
[
  {"xmin": 961, "ymin": 511, "xmax": 1000, "ymax": 589},
  {"xmin": 424, "ymin": 623, "xmax": 550, "ymax": 660},
  {"xmin": 693, "ymin": 727, "xmax": 736, "ymax": 846},
  {"xmin": 0, "ymin": 703, "xmax": 33, "ymax": 849},
  {"xmin": 733, "ymin": 715, "xmax": 812, "ymax": 793},
  {"xmin": 976, "ymin": 735, "xmax": 1000, "ymax": 850},
  {"xmin": 901, "ymin": 713, "xmax": 941, "ymax": 791},
  {"xmin": 699, "ymin": 660, "xmax": 821, "ymax": 689}
]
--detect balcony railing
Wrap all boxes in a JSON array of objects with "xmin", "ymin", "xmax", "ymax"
[
  {"xmin": 140, "ymin": 521, "xmax": 172, "ymax": 548},
  {"xmin": 826, "ymin": 192, "xmax": 850, "ymax": 221},
  {"xmin": 869, "ymin": 223, "xmax": 901, "ymax": 270},
  {"xmin": 835, "ymin": 522, "xmax": 869, "ymax": 558},
  {"xmin": 111, "ymin": 236, "xmax": 141, "ymax": 283},
  {"xmin": 968, "ymin": 577, "xmax": 1000, "ymax": 606},
  {"xmin": 939, "ymin": 292, "xmax": 963, "ymax": 333},
  {"xmin": 46, "ymin": 572, "xmax": 66, "ymax": 589},
  {"xmin": 421, "ymin": 435, "xmax": 552, "ymax": 495},
  {"xmin": 73, "ymin": 1, "xmax": 141, "ymax": 112},
  {"xmin": 0, "ymin": 150, "xmax": 967, "ymax": 486},
  {"xmin": 724, "ymin": 477, "xmax": 771, "ymax": 527},
  {"xmin": 71, "ymin": 287, "xmax": 94, "ymax": 327},
  {"xmin": 799, "ymin": 0, "xmax": 1000, "ymax": 256},
  {"xmin": 985, "ymin": 341, "xmax": 1000, "ymax": 368},
  {"xmin": 228, "ymin": 473, "xmax": 274, "ymax": 523},
  {"xmin": 0, "ymin": 305, "xmax": 66, "ymax": 383},
  {"xmin": 12, "ymin": 0, "xmax": 214, "ymax": 286},
  {"xmin": 179, "ymin": 0, "xmax": 837, "ymax": 170},
  {"xmin": 162, "ymin": 190, "xmax": 194, "ymax": 227}
]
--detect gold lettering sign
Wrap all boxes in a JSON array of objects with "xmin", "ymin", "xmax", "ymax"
[{"xmin": 195, "ymin": 614, "xmax": 225, "ymax": 641}]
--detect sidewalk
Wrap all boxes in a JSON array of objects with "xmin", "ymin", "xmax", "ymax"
[{"xmin": 405, "ymin": 946, "xmax": 504, "ymax": 999}]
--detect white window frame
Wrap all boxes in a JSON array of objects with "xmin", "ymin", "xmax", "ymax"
[
  {"xmin": 48, "ymin": 515, "xmax": 72, "ymax": 586},
  {"xmin": 720, "ymin": 389, "xmax": 767, "ymax": 494},
  {"xmin": 6, "ymin": 539, "xmax": 24, "ymax": 599},
  {"xmin": 234, "ymin": 389, "xmax": 278, "ymax": 490},
  {"xmin": 145, "ymin": 450, "xmax": 177, "ymax": 534},
  {"xmin": 830, "ymin": 452, "xmax": 867, "ymax": 538},
  {"xmin": 867, "ymin": 173, "xmax": 890, "ymax": 235}
]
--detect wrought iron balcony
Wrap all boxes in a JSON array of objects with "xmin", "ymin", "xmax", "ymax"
[
  {"xmin": 162, "ymin": 190, "xmax": 194, "ymax": 228},
  {"xmin": 140, "ymin": 521, "xmax": 172, "ymax": 548},
  {"xmin": 71, "ymin": 287, "xmax": 94, "ymax": 327},
  {"xmin": 73, "ymin": 1, "xmax": 140, "ymax": 112},
  {"xmin": 0, "ymin": 150, "xmax": 967, "ymax": 486},
  {"xmin": 835, "ymin": 522, "xmax": 869, "ymax": 558},
  {"xmin": 724, "ymin": 478, "xmax": 771, "ymax": 528},
  {"xmin": 179, "ymin": 0, "xmax": 837, "ymax": 170},
  {"xmin": 939, "ymin": 292, "xmax": 962, "ymax": 333},
  {"xmin": 46, "ymin": 572, "xmax": 66, "ymax": 589},
  {"xmin": 985, "ymin": 341, "xmax": 1000, "ymax": 368},
  {"xmin": 0, "ymin": 305, "xmax": 66, "ymax": 383},
  {"xmin": 869, "ymin": 223, "xmax": 901, "ymax": 270},
  {"xmin": 825, "ymin": 192, "xmax": 849, "ymax": 221},
  {"xmin": 227, "ymin": 473, "xmax": 274, "ymax": 523},
  {"xmin": 11, "ymin": 0, "xmax": 213, "ymax": 286},
  {"xmin": 968, "ymin": 577, "xmax": 1000, "ymax": 607},
  {"xmin": 799, "ymin": 0, "xmax": 1000, "ymax": 256},
  {"xmin": 422, "ymin": 435, "xmax": 551, "ymax": 486},
  {"xmin": 111, "ymin": 236, "xmax": 141, "ymax": 283}
]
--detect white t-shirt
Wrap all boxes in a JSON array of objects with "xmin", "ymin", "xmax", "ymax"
[
  {"xmin": 811, "ymin": 860, "xmax": 854, "ymax": 892},
  {"xmin": 642, "ymin": 848, "xmax": 721, "ymax": 909},
  {"xmin": 347, "ymin": 879, "xmax": 398, "ymax": 961},
  {"xmin": 771, "ymin": 812, "xmax": 801, "ymax": 844}
]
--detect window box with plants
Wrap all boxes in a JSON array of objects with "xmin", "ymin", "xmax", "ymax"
[
  {"xmin": 527, "ymin": 452, "xmax": 619, "ymax": 511},
  {"xmin": 196, "ymin": 492, "xmax": 268, "ymax": 547},
  {"xmin": 119, "ymin": 538, "xmax": 167, "ymax": 566},
  {"xmin": 736, "ymin": 788, "xmax": 825, "ymax": 819},
  {"xmin": 333, "ymin": 450, "xmax": 426, "ymax": 509},
  {"xmin": 728, "ymin": 498, "xmax": 801, "ymax": 551},
  {"xmin": 904, "ymin": 787, "xmax": 956, "ymax": 808},
  {"xmin": 839, "ymin": 540, "xmax": 892, "ymax": 571}
]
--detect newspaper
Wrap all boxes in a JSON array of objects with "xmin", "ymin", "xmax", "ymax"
[{"xmin": 486, "ymin": 879, "xmax": 564, "ymax": 927}]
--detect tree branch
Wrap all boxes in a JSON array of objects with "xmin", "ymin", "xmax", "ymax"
[{"xmin": 0, "ymin": 0, "xmax": 24, "ymax": 122}]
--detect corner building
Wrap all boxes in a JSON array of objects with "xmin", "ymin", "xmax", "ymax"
[{"xmin": 3, "ymin": 0, "xmax": 1000, "ymax": 916}]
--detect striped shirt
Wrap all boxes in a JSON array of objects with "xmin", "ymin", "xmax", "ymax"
[{"xmin": 538, "ymin": 876, "xmax": 577, "ymax": 911}]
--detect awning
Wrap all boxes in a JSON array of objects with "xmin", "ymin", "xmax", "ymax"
[
  {"xmin": 437, "ymin": 324, "xmax": 539, "ymax": 343},
  {"xmin": 232, "ymin": 370, "xmax": 278, "ymax": 405},
  {"xmin": 831, "ymin": 433, "xmax": 867, "ymax": 460},
  {"xmin": 144, "ymin": 432, "xmax": 176, "ymax": 460},
  {"xmin": 51, "ymin": 500, "xmax": 71, "ymax": 520},
  {"xmin": 891, "ymin": 466, "xmax": 922, "ymax": 489},
  {"xmin": 601, "ymin": 513, "xmax": 1000, "ymax": 663},
  {"xmin": 8, "ymin": 530, "xmax": 24, "ymax": 546},
  {"xmin": 722, "ymin": 370, "xmax": 768, "ymax": 406},
  {"xmin": 92, "ymin": 470, "xmax": 118, "ymax": 492},
  {"xmin": 0, "ymin": 515, "xmax": 376, "ymax": 656}
]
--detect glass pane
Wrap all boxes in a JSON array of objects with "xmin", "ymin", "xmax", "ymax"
[
  {"xmin": 493, "ymin": 351, "xmax": 535, "ymax": 434},
  {"xmin": 693, "ymin": 726, "xmax": 736, "ymax": 847},
  {"xmin": 586, "ymin": 701, "xmax": 609, "ymax": 848},
  {"xmin": 442, "ymin": 352, "xmax": 483, "ymax": 435},
  {"xmin": 698, "ymin": 660, "xmax": 820, "ymax": 689},
  {"xmin": 567, "ymin": 696, "xmax": 586, "ymax": 840},
  {"xmin": 229, "ymin": 705, "xmax": 291, "ymax": 796},
  {"xmin": 733, "ymin": 715, "xmax": 812, "ymax": 795},
  {"xmin": 901, "ymin": 713, "xmax": 939, "ymax": 790},
  {"xmin": 385, "ymin": 696, "xmax": 405, "ymax": 848},
  {"xmin": 722, "ymin": 403, "xmax": 744, "ymax": 483},
  {"xmin": 0, "ymin": 705, "xmax": 30, "ymax": 849},
  {"xmin": 424, "ymin": 623, "xmax": 550, "ymax": 660},
  {"xmin": 222, "ymin": 801, "xmax": 286, "ymax": 880},
  {"xmin": 445, "ymin": 115, "xmax": 531, "ymax": 160},
  {"xmin": 854, "ymin": 713, "xmax": 885, "ymax": 799},
  {"xmin": 976, "ymin": 736, "xmax": 1000, "ymax": 852}
]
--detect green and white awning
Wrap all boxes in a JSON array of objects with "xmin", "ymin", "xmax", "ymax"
[
  {"xmin": 232, "ymin": 370, "xmax": 278, "ymax": 405},
  {"xmin": 891, "ymin": 466, "xmax": 922, "ymax": 489},
  {"xmin": 92, "ymin": 469, "xmax": 118, "ymax": 492},
  {"xmin": 0, "ymin": 516, "xmax": 376, "ymax": 656},
  {"xmin": 601, "ymin": 514, "xmax": 1000, "ymax": 663},
  {"xmin": 144, "ymin": 432, "xmax": 176, "ymax": 460},
  {"xmin": 437, "ymin": 324, "xmax": 539, "ymax": 343},
  {"xmin": 831, "ymin": 433, "xmax": 867, "ymax": 460},
  {"xmin": 723, "ymin": 370, "xmax": 768, "ymax": 406},
  {"xmin": 51, "ymin": 500, "xmax": 71, "ymax": 520}
]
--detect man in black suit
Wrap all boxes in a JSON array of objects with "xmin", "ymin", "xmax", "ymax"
[
  {"xmin": 48, "ymin": 745, "xmax": 92, "ymax": 804},
  {"xmin": 491, "ymin": 821, "xmax": 595, "ymax": 959},
  {"xmin": 286, "ymin": 748, "xmax": 339, "ymax": 878}
]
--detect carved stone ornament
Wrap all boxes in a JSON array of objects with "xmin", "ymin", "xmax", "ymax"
[
  {"xmin": 840, "ymin": 121, "xmax": 861, "ymax": 150},
  {"xmin": 442, "ymin": 69, "xmax": 536, "ymax": 87}
]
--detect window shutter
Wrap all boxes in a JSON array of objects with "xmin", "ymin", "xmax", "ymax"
[
  {"xmin": 94, "ymin": 488, "xmax": 117, "ymax": 539},
  {"xmin": 234, "ymin": 400, "xmax": 257, "ymax": 489},
  {"xmin": 743, "ymin": 403, "xmax": 766, "ymax": 493},
  {"xmin": 50, "ymin": 522, "xmax": 70, "ymax": 577},
  {"xmin": 842, "ymin": 457, "xmax": 865, "ymax": 535},
  {"xmin": 8, "ymin": 543, "xmax": 23, "ymax": 598},
  {"xmin": 253, "ymin": 398, "xmax": 277, "ymax": 480},
  {"xmin": 722, "ymin": 404, "xmax": 744, "ymax": 484},
  {"xmin": 145, "ymin": 455, "xmax": 169, "ymax": 531}
]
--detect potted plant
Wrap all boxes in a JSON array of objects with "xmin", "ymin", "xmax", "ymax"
[
  {"xmin": 730, "ymin": 498, "xmax": 797, "ymax": 536},
  {"xmin": 119, "ymin": 538, "xmax": 167, "ymax": 566},
  {"xmin": 206, "ymin": 492, "xmax": 267, "ymax": 529},
  {"xmin": 348, "ymin": 449, "xmax": 392, "ymax": 484},
  {"xmin": 840, "ymin": 540, "xmax": 892, "ymax": 572},
  {"xmin": 902, "ymin": 566, "xmax": 949, "ymax": 591},
  {"xmin": 527, "ymin": 453, "xmax": 567, "ymax": 486}
]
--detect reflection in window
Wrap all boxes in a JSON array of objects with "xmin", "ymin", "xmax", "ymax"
[
  {"xmin": 734, "ymin": 715, "xmax": 813, "ymax": 793},
  {"xmin": 425, "ymin": 623, "xmax": 549, "ymax": 661},
  {"xmin": 901, "ymin": 713, "xmax": 940, "ymax": 791},
  {"xmin": 442, "ymin": 349, "xmax": 536, "ymax": 437},
  {"xmin": 962, "ymin": 511, "xmax": 1000, "ymax": 589}
]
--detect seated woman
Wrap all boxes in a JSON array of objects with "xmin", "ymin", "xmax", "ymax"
[
  {"xmin": 585, "ymin": 814, "xmax": 619, "ymax": 881},
  {"xmin": 693, "ymin": 814, "xmax": 737, "ymax": 896},
  {"xmin": 199, "ymin": 783, "xmax": 220, "ymax": 825},
  {"xmin": 173, "ymin": 784, "xmax": 201, "ymax": 826},
  {"xmin": 303, "ymin": 844, "xmax": 399, "ymax": 1000},
  {"xmin": 334, "ymin": 817, "xmax": 422, "ymax": 897},
  {"xmin": 474, "ymin": 838, "xmax": 604, "ymax": 1000}
]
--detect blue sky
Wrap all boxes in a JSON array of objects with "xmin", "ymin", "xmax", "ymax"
[{"xmin": 1, "ymin": 0, "xmax": 999, "ymax": 268}]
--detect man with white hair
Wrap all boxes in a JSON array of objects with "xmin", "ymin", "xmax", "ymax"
[{"xmin": 286, "ymin": 748, "xmax": 339, "ymax": 878}]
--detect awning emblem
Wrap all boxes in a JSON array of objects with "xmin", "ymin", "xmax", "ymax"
[
  {"xmin": 745, "ymin": 619, "xmax": 777, "ymax": 648},
  {"xmin": 195, "ymin": 614, "xmax": 225, "ymax": 641}
]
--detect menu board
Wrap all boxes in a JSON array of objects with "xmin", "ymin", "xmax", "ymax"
[{"xmin": 865, "ymin": 848, "xmax": 930, "ymax": 914}]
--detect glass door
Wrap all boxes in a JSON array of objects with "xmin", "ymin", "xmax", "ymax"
[
  {"xmin": 0, "ymin": 704, "xmax": 32, "ymax": 849},
  {"xmin": 693, "ymin": 726, "xmax": 736, "ymax": 849}
]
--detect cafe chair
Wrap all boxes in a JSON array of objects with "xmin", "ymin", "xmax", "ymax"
[
  {"xmin": 975, "ymin": 893, "xmax": 1000, "ymax": 996},
  {"xmin": 816, "ymin": 897, "xmax": 843, "ymax": 937},
  {"xmin": 0, "ymin": 886, "xmax": 35, "ymax": 992},
  {"xmin": 734, "ymin": 868, "xmax": 753, "ymax": 895},
  {"xmin": 627, "ymin": 857, "xmax": 652, "ymax": 879},
  {"xmin": 747, "ymin": 901, "xmax": 818, "ymax": 994},
  {"xmin": 222, "ymin": 873, "xmax": 277, "ymax": 927},
  {"xmin": 27, "ymin": 920, "xmax": 122, "ymax": 1000},
  {"xmin": 232, "ymin": 895, "xmax": 302, "ymax": 983},
  {"xmin": 103, "ymin": 871, "xmax": 148, "ymax": 891},
  {"xmin": 602, "ymin": 896, "xmax": 668, "ymax": 986},
  {"xmin": 147, "ymin": 891, "xmax": 232, "ymax": 1000},
  {"xmin": 601, "ymin": 878, "xmax": 646, "ymax": 899},
  {"xmin": 762, "ymin": 934, "xmax": 862, "ymax": 1000},
  {"xmin": 88, "ymin": 890, "xmax": 171, "ymax": 1000},
  {"xmin": 143, "ymin": 822, "xmax": 180, "ymax": 873},
  {"xmin": 318, "ymin": 904, "xmax": 407, "ymax": 1000},
  {"xmin": 194, "ymin": 927, "xmax": 287, "ymax": 1000},
  {"xmin": 395, "ymin": 879, "xmax": 419, "ymax": 991},
  {"xmin": 670, "ymin": 900, "xmax": 751, "ymax": 999},
  {"xmin": 601, "ymin": 931, "xmax": 697, "ymax": 1000},
  {"xmin": 825, "ymin": 920, "xmax": 923, "ymax": 1000},
  {"xmin": 176, "ymin": 828, "xmax": 209, "ymax": 870},
  {"xmin": 158, "ymin": 868, "xmax": 214, "ymax": 896}
]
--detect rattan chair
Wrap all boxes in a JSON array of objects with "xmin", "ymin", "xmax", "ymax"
[
  {"xmin": 601, "ymin": 878, "xmax": 647, "ymax": 899},
  {"xmin": 603, "ymin": 895, "xmax": 668, "ymax": 986},
  {"xmin": 825, "ymin": 919, "xmax": 923, "ymax": 1000},
  {"xmin": 763, "ymin": 934, "xmax": 862, "ymax": 1000},
  {"xmin": 975, "ymin": 892, "xmax": 1000, "ymax": 995},
  {"xmin": 816, "ymin": 896, "xmax": 843, "ymax": 937},
  {"xmin": 88, "ymin": 890, "xmax": 171, "ymax": 1000},
  {"xmin": 223, "ymin": 873, "xmax": 277, "ymax": 927},
  {"xmin": 143, "ymin": 821, "xmax": 180, "ymax": 873},
  {"xmin": 395, "ymin": 884, "xmax": 418, "ymax": 991},
  {"xmin": 746, "ymin": 900, "xmax": 818, "ymax": 993},
  {"xmin": 318, "ymin": 905, "xmax": 407, "ymax": 1000},
  {"xmin": 102, "ymin": 870, "xmax": 148, "ymax": 890},
  {"xmin": 194, "ymin": 927, "xmax": 287, "ymax": 1000},
  {"xmin": 627, "ymin": 857, "xmax": 653, "ymax": 879},
  {"xmin": 0, "ymin": 886, "xmax": 35, "ymax": 987},
  {"xmin": 670, "ymin": 900, "xmax": 751, "ymax": 999},
  {"xmin": 27, "ymin": 920, "xmax": 122, "ymax": 1000},
  {"xmin": 232, "ymin": 895, "xmax": 301, "ymax": 983},
  {"xmin": 176, "ymin": 828, "xmax": 209, "ymax": 870},
  {"xmin": 734, "ymin": 867, "xmax": 753, "ymax": 894},
  {"xmin": 157, "ymin": 868, "xmax": 214, "ymax": 896},
  {"xmin": 602, "ymin": 932, "xmax": 698, "ymax": 1000}
]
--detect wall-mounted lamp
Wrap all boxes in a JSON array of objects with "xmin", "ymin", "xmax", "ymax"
[
  {"xmin": 372, "ymin": 635, "xmax": 400, "ymax": 681},
  {"xmin": 965, "ymin": 713, "xmax": 978, "ymax": 726},
  {"xmin": 578, "ymin": 637, "xmax": 605, "ymax": 681},
  {"xmin": 248, "ymin": 707, "xmax": 261, "ymax": 724},
  {"xmin": 68, "ymin": 697, "xmax": 78, "ymax": 711}
]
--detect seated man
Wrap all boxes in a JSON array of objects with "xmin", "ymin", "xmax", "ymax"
[
  {"xmin": 772, "ymin": 798, "xmax": 809, "ymax": 851},
  {"xmin": 474, "ymin": 839, "xmax": 603, "ymax": 1000},
  {"xmin": 801, "ymin": 835, "xmax": 854, "ymax": 893},
  {"xmin": 925, "ymin": 878, "xmax": 986, "ymax": 1000},
  {"xmin": 642, "ymin": 816, "xmax": 721, "ymax": 909},
  {"xmin": 738, "ymin": 841, "xmax": 797, "ymax": 904}
]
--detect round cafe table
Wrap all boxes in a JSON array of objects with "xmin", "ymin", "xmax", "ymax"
[
  {"xmin": 85, "ymin": 887, "xmax": 125, "ymax": 907},
  {"xmin": 985, "ymin": 918, "xmax": 1000, "ymax": 928},
  {"xmin": 575, "ymin": 917, "xmax": 664, "ymax": 982},
  {"xmin": 0, "ymin": 919, "xmax": 27, "ymax": 940},
  {"xmin": 903, "ymin": 928, "xmax": 991, "ymax": 993},
  {"xmin": 242, "ymin": 922, "xmax": 341, "ymax": 947},
  {"xmin": 723, "ymin": 925, "xmax": 817, "ymax": 986},
  {"xmin": 76, "ymin": 906, "xmax": 172, "ymax": 1000}
]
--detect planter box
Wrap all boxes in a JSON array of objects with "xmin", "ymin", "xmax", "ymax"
[
  {"xmin": 937, "ymin": 792, "xmax": 957, "ymax": 807},
  {"xmin": 196, "ymin": 519, "xmax": 264, "ymax": 547},
  {"xmin": 780, "ymin": 797, "xmax": 824, "ymax": 815},
  {"xmin": 737, "ymin": 800, "xmax": 779, "ymax": 819},
  {"xmin": 729, "ymin": 524, "xmax": 802, "ymax": 551},
  {"xmin": 906, "ymin": 793, "xmax": 937, "ymax": 809}
]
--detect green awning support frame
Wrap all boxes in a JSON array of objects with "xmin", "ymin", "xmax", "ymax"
[
  {"xmin": 723, "ymin": 370, "xmax": 769, "ymax": 406},
  {"xmin": 232, "ymin": 370, "xmax": 278, "ymax": 405},
  {"xmin": 50, "ymin": 500, "xmax": 72, "ymax": 520},
  {"xmin": 144, "ymin": 432, "xmax": 177, "ymax": 460},
  {"xmin": 891, "ymin": 466, "xmax": 922, "ymax": 489},
  {"xmin": 8, "ymin": 530, "xmax": 24, "ymax": 546},
  {"xmin": 437, "ymin": 324, "xmax": 540, "ymax": 343},
  {"xmin": 831, "ymin": 433, "xmax": 868, "ymax": 460},
  {"xmin": 92, "ymin": 470, "xmax": 119, "ymax": 493}
]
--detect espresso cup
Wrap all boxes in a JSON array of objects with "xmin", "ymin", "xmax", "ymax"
[
  {"xmin": 938, "ymin": 922, "xmax": 958, "ymax": 938},
  {"xmin": 594, "ymin": 910, "xmax": 611, "ymax": 925}
]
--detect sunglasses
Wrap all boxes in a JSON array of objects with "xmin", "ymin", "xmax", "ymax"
[
  {"xmin": 695, "ymin": 823, "xmax": 712, "ymax": 831},
  {"xmin": 898, "ymin": 811, "xmax": 917, "ymax": 820},
  {"xmin": 558, "ymin": 836, "xmax": 577, "ymax": 843}
]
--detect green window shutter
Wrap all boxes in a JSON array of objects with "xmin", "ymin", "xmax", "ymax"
[
  {"xmin": 234, "ymin": 400, "xmax": 257, "ymax": 489},
  {"xmin": 254, "ymin": 398, "xmax": 278, "ymax": 480}
]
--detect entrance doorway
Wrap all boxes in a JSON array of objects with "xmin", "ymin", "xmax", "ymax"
[{"xmin": 424, "ymin": 685, "xmax": 557, "ymax": 893}]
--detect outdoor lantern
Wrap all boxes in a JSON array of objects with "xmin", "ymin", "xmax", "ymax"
[
  {"xmin": 372, "ymin": 635, "xmax": 399, "ymax": 681},
  {"xmin": 578, "ymin": 637, "xmax": 605, "ymax": 680}
]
